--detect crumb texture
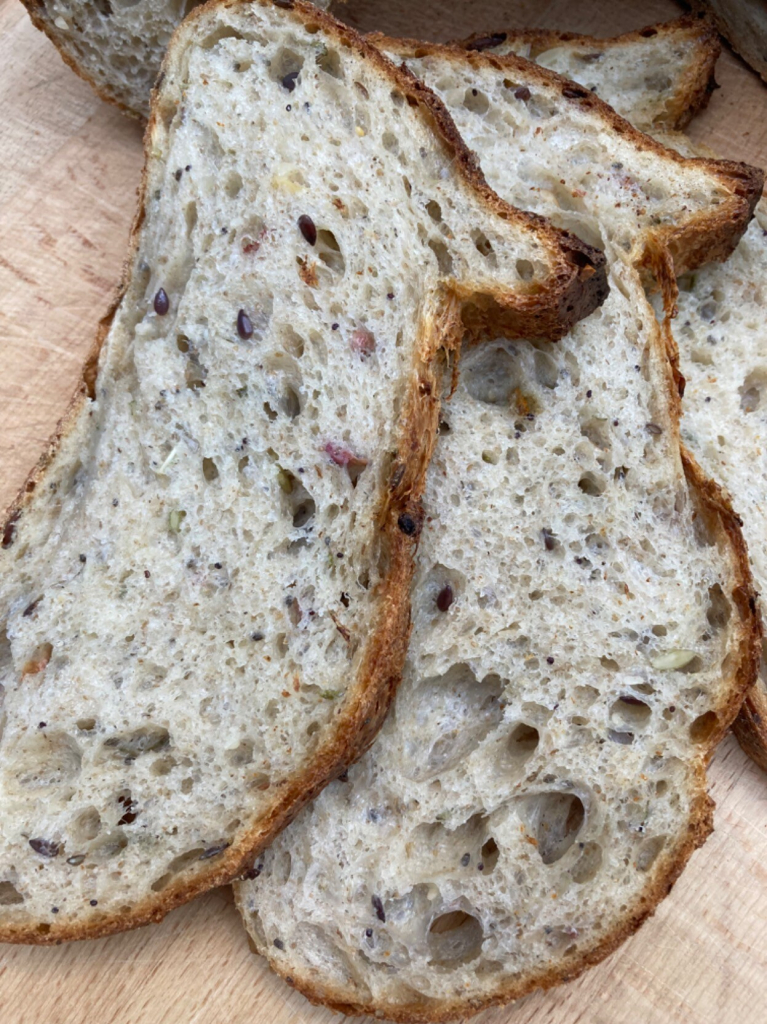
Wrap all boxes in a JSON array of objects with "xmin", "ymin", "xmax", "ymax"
[{"xmin": 0, "ymin": 3, "xmax": 583, "ymax": 938}]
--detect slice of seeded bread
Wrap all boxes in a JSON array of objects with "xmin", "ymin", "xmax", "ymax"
[
  {"xmin": 236, "ymin": 37, "xmax": 762, "ymax": 1022},
  {"xmin": 458, "ymin": 16, "xmax": 721, "ymax": 132},
  {"xmin": 18, "ymin": 0, "xmax": 332, "ymax": 118},
  {"xmin": 684, "ymin": 0, "xmax": 767, "ymax": 84},
  {"xmin": 672, "ymin": 211, "xmax": 767, "ymax": 771},
  {"xmin": 0, "ymin": 0, "xmax": 609, "ymax": 944},
  {"xmin": 478, "ymin": 26, "xmax": 767, "ymax": 773}
]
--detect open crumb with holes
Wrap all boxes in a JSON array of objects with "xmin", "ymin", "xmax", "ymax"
[
  {"xmin": 0, "ymin": 1, "xmax": 609, "ymax": 944},
  {"xmin": 236, "ymin": 33, "xmax": 761, "ymax": 1024}
]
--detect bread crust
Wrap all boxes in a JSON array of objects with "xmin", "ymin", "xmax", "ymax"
[
  {"xmin": 458, "ymin": 15, "xmax": 722, "ymax": 131},
  {"xmin": 0, "ymin": 0, "xmax": 607, "ymax": 944}
]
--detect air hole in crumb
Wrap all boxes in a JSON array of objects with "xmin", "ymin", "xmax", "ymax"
[
  {"xmin": 480, "ymin": 837, "xmax": 499, "ymax": 873},
  {"xmin": 225, "ymin": 171, "xmax": 243, "ymax": 199},
  {"xmin": 428, "ymin": 911, "xmax": 483, "ymax": 966},
  {"xmin": 71, "ymin": 806, "xmax": 102, "ymax": 844},
  {"xmin": 578, "ymin": 472, "xmax": 605, "ymax": 497},
  {"xmin": 282, "ymin": 386, "xmax": 302, "ymax": 419},
  {"xmin": 516, "ymin": 258, "xmax": 534, "ymax": 281},
  {"xmin": 463, "ymin": 87, "xmax": 489, "ymax": 114},
  {"xmin": 227, "ymin": 740, "xmax": 254, "ymax": 766},
  {"xmin": 317, "ymin": 45, "xmax": 343, "ymax": 78},
  {"xmin": 269, "ymin": 48, "xmax": 304, "ymax": 85},
  {"xmin": 508, "ymin": 723, "xmax": 539, "ymax": 759},
  {"xmin": 570, "ymin": 841, "xmax": 602, "ymax": 883},
  {"xmin": 0, "ymin": 881, "xmax": 23, "ymax": 906},
  {"xmin": 202, "ymin": 457, "xmax": 219, "ymax": 482},
  {"xmin": 150, "ymin": 847, "xmax": 207, "ymax": 891},
  {"xmin": 611, "ymin": 697, "xmax": 651, "ymax": 728},
  {"xmin": 636, "ymin": 835, "xmax": 665, "ymax": 871},
  {"xmin": 706, "ymin": 584, "xmax": 731, "ymax": 631},
  {"xmin": 525, "ymin": 793, "xmax": 585, "ymax": 864},
  {"xmin": 690, "ymin": 711, "xmax": 718, "ymax": 743},
  {"xmin": 428, "ymin": 237, "xmax": 453, "ymax": 276}
]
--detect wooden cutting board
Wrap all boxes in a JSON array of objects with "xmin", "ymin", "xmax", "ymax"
[{"xmin": 1, "ymin": 1, "xmax": 766, "ymax": 1022}]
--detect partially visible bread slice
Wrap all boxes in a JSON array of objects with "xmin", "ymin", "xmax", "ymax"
[
  {"xmin": 236, "ymin": 37, "xmax": 761, "ymax": 1023},
  {"xmin": 684, "ymin": 0, "xmax": 767, "ymax": 84},
  {"xmin": 458, "ymin": 15, "xmax": 721, "ymax": 131},
  {"xmin": 451, "ymin": 17, "xmax": 767, "ymax": 776},
  {"xmin": 672, "ymin": 209, "xmax": 767, "ymax": 771},
  {"xmin": 19, "ymin": 0, "xmax": 333, "ymax": 117},
  {"xmin": 0, "ymin": 0, "xmax": 608, "ymax": 944}
]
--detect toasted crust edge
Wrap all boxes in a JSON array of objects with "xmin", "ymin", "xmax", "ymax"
[
  {"xmin": 457, "ymin": 15, "xmax": 721, "ymax": 131},
  {"xmin": 0, "ymin": 0, "xmax": 609, "ymax": 944}
]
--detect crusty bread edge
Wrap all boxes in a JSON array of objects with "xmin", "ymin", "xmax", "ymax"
[
  {"xmin": 370, "ymin": 33, "xmax": 764, "ymax": 281},
  {"xmin": 0, "ymin": 0, "xmax": 608, "ymax": 944},
  {"xmin": 457, "ymin": 15, "xmax": 722, "ymax": 132}
]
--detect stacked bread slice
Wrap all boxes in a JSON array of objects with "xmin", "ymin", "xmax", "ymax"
[
  {"xmin": 0, "ymin": 0, "xmax": 609, "ymax": 943},
  {"xmin": 235, "ymin": 19, "xmax": 764, "ymax": 1023}
]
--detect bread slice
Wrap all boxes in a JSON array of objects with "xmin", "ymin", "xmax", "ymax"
[
  {"xmin": 673, "ymin": 210, "xmax": 767, "ymax": 772},
  {"xmin": 236, "ymin": 37, "xmax": 762, "ymax": 1022},
  {"xmin": 0, "ymin": 0, "xmax": 609, "ymax": 944},
  {"xmin": 458, "ymin": 15, "xmax": 721, "ymax": 132},
  {"xmin": 473, "ymin": 23, "xmax": 767, "ymax": 773},
  {"xmin": 18, "ymin": 0, "xmax": 332, "ymax": 117},
  {"xmin": 684, "ymin": 0, "xmax": 767, "ymax": 84}
]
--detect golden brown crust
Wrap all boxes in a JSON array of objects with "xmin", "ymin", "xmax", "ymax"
[
  {"xmin": 0, "ymin": 0, "xmax": 607, "ymax": 944},
  {"xmin": 457, "ymin": 15, "xmax": 721, "ymax": 131},
  {"xmin": 369, "ymin": 32, "xmax": 763, "ymax": 286}
]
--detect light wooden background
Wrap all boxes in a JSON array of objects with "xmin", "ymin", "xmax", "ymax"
[{"xmin": 1, "ymin": 1, "xmax": 766, "ymax": 1022}]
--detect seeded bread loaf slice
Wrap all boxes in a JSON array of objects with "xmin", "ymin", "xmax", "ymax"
[
  {"xmin": 0, "ymin": 0, "xmax": 608, "ymax": 944},
  {"xmin": 476, "ymin": 24, "xmax": 767, "ymax": 772},
  {"xmin": 236, "ymin": 37, "xmax": 762, "ymax": 1022},
  {"xmin": 18, "ymin": 0, "xmax": 332, "ymax": 118},
  {"xmin": 458, "ymin": 15, "xmax": 721, "ymax": 132}
]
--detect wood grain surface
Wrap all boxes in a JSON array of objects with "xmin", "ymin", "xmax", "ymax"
[{"xmin": 1, "ymin": 1, "xmax": 766, "ymax": 1022}]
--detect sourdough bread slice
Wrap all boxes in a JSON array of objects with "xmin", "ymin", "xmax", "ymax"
[
  {"xmin": 19, "ymin": 0, "xmax": 332, "ymax": 117},
  {"xmin": 0, "ymin": 0, "xmax": 608, "ymax": 944},
  {"xmin": 459, "ymin": 15, "xmax": 721, "ymax": 132},
  {"xmin": 476, "ymin": 26, "xmax": 767, "ymax": 772},
  {"xmin": 236, "ymin": 37, "xmax": 762, "ymax": 1022},
  {"xmin": 452, "ymin": 16, "xmax": 765, "ymax": 778},
  {"xmin": 673, "ymin": 210, "xmax": 767, "ymax": 771}
]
